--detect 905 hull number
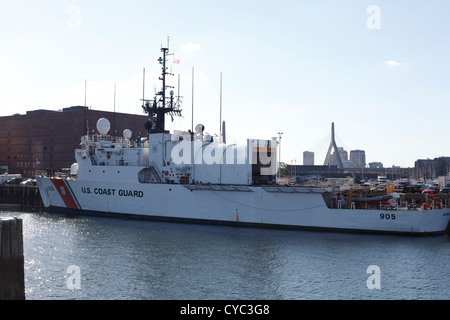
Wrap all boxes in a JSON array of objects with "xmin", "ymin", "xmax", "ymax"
[{"xmin": 380, "ymin": 213, "xmax": 395, "ymax": 220}]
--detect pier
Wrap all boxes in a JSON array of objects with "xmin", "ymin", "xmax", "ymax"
[{"xmin": 0, "ymin": 185, "xmax": 43, "ymax": 212}]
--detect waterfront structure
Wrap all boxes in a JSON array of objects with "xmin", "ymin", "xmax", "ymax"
[{"xmin": 0, "ymin": 107, "xmax": 148, "ymax": 178}]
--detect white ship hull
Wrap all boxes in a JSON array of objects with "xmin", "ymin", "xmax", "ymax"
[{"xmin": 36, "ymin": 177, "xmax": 450, "ymax": 236}]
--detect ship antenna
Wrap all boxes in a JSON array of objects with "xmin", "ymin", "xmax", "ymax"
[
  {"xmin": 219, "ymin": 72, "xmax": 222, "ymax": 141},
  {"xmin": 191, "ymin": 66, "xmax": 194, "ymax": 132},
  {"xmin": 142, "ymin": 43, "xmax": 182, "ymax": 134},
  {"xmin": 143, "ymin": 68, "xmax": 145, "ymax": 106},
  {"xmin": 113, "ymin": 82, "xmax": 116, "ymax": 133}
]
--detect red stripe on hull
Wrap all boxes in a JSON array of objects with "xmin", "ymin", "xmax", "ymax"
[{"xmin": 51, "ymin": 179, "xmax": 79, "ymax": 209}]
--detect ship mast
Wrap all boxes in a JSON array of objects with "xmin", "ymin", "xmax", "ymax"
[{"xmin": 142, "ymin": 46, "xmax": 182, "ymax": 133}]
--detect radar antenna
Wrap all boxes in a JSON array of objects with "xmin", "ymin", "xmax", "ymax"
[{"xmin": 142, "ymin": 45, "xmax": 182, "ymax": 133}]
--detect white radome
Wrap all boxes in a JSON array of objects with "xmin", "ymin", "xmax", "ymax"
[
  {"xmin": 97, "ymin": 118, "xmax": 111, "ymax": 135},
  {"xmin": 123, "ymin": 129, "xmax": 132, "ymax": 139}
]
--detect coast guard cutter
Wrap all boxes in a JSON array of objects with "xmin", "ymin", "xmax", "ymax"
[{"xmin": 36, "ymin": 45, "xmax": 450, "ymax": 236}]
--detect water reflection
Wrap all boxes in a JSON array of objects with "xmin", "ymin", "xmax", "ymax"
[{"xmin": 2, "ymin": 211, "xmax": 449, "ymax": 300}]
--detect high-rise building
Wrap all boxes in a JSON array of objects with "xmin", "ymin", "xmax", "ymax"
[
  {"xmin": 330, "ymin": 147, "xmax": 348, "ymax": 167},
  {"xmin": 350, "ymin": 150, "xmax": 366, "ymax": 168},
  {"xmin": 369, "ymin": 162, "xmax": 383, "ymax": 169},
  {"xmin": 303, "ymin": 151, "xmax": 314, "ymax": 165}
]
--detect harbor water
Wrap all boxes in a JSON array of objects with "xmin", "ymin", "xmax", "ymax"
[{"xmin": 3, "ymin": 210, "xmax": 449, "ymax": 300}]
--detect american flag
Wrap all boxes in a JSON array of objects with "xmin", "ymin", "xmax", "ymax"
[{"xmin": 173, "ymin": 59, "xmax": 180, "ymax": 64}]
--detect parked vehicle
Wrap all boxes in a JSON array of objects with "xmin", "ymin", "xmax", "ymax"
[
  {"xmin": 404, "ymin": 184, "xmax": 424, "ymax": 193},
  {"xmin": 395, "ymin": 181, "xmax": 411, "ymax": 192},
  {"xmin": 440, "ymin": 184, "xmax": 450, "ymax": 193},
  {"xmin": 0, "ymin": 174, "xmax": 22, "ymax": 184},
  {"xmin": 5, "ymin": 178, "xmax": 23, "ymax": 185},
  {"xmin": 20, "ymin": 178, "xmax": 37, "ymax": 186},
  {"xmin": 422, "ymin": 186, "xmax": 440, "ymax": 194}
]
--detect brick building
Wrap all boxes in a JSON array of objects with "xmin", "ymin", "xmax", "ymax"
[
  {"xmin": 0, "ymin": 106, "xmax": 148, "ymax": 178},
  {"xmin": 414, "ymin": 157, "xmax": 450, "ymax": 181}
]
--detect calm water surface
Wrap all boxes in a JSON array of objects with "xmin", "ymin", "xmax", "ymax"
[{"xmin": 3, "ymin": 211, "xmax": 449, "ymax": 300}]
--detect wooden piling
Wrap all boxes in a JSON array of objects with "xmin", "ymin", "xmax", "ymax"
[{"xmin": 0, "ymin": 218, "xmax": 25, "ymax": 300}]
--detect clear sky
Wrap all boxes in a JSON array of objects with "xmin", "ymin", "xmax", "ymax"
[{"xmin": 1, "ymin": 0, "xmax": 449, "ymax": 168}]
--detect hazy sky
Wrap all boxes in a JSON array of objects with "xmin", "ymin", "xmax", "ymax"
[{"xmin": 1, "ymin": 0, "xmax": 449, "ymax": 168}]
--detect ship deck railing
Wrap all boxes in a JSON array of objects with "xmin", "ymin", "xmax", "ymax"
[
  {"xmin": 184, "ymin": 184, "xmax": 329, "ymax": 193},
  {"xmin": 81, "ymin": 134, "xmax": 149, "ymax": 149}
]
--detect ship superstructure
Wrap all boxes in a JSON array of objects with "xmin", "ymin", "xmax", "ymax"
[{"xmin": 71, "ymin": 46, "xmax": 277, "ymax": 187}]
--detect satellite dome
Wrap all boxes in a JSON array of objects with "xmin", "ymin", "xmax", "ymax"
[
  {"xmin": 195, "ymin": 124, "xmax": 205, "ymax": 133},
  {"xmin": 97, "ymin": 118, "xmax": 110, "ymax": 135},
  {"xmin": 123, "ymin": 129, "xmax": 132, "ymax": 139},
  {"xmin": 70, "ymin": 163, "xmax": 79, "ymax": 175}
]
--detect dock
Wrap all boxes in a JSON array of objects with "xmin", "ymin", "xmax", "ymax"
[{"xmin": 0, "ymin": 185, "xmax": 43, "ymax": 212}]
